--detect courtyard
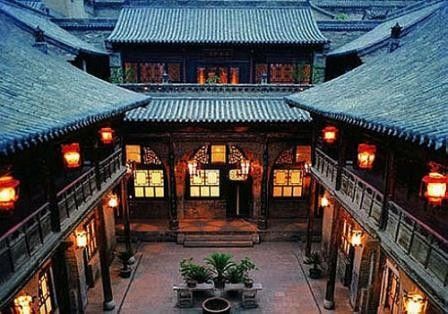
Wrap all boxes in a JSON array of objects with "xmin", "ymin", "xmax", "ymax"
[{"xmin": 87, "ymin": 242, "xmax": 352, "ymax": 313}]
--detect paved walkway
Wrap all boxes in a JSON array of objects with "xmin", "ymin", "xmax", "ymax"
[{"xmin": 86, "ymin": 242, "xmax": 352, "ymax": 314}]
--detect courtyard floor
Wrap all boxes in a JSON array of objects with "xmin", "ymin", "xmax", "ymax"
[{"xmin": 86, "ymin": 242, "xmax": 352, "ymax": 314}]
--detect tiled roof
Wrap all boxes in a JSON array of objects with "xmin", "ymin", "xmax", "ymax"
[
  {"xmin": 107, "ymin": 7, "xmax": 328, "ymax": 45},
  {"xmin": 125, "ymin": 96, "xmax": 311, "ymax": 123},
  {"xmin": 286, "ymin": 3, "xmax": 448, "ymax": 153},
  {"xmin": 328, "ymin": 1, "xmax": 443, "ymax": 57},
  {"xmin": 0, "ymin": 13, "xmax": 150, "ymax": 156},
  {"xmin": 0, "ymin": 0, "xmax": 107, "ymax": 55}
]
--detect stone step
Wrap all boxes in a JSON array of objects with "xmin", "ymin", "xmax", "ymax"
[
  {"xmin": 178, "ymin": 233, "xmax": 259, "ymax": 246},
  {"xmin": 184, "ymin": 234, "xmax": 255, "ymax": 241},
  {"xmin": 183, "ymin": 240, "xmax": 254, "ymax": 248}
]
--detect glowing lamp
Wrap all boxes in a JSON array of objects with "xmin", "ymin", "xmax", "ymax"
[
  {"xmin": 75, "ymin": 230, "xmax": 87, "ymax": 248},
  {"xmin": 61, "ymin": 143, "xmax": 81, "ymax": 168},
  {"xmin": 99, "ymin": 127, "xmax": 114, "ymax": 144},
  {"xmin": 240, "ymin": 159, "xmax": 251, "ymax": 176},
  {"xmin": 108, "ymin": 193, "xmax": 119, "ymax": 208},
  {"xmin": 351, "ymin": 230, "xmax": 363, "ymax": 247},
  {"xmin": 322, "ymin": 126, "xmax": 338, "ymax": 144},
  {"xmin": 188, "ymin": 160, "xmax": 198, "ymax": 176},
  {"xmin": 404, "ymin": 293, "xmax": 426, "ymax": 314},
  {"xmin": 357, "ymin": 144, "xmax": 376, "ymax": 170},
  {"xmin": 14, "ymin": 295, "xmax": 33, "ymax": 314},
  {"xmin": 421, "ymin": 172, "xmax": 447, "ymax": 206},
  {"xmin": 0, "ymin": 176, "xmax": 20, "ymax": 210},
  {"xmin": 320, "ymin": 196, "xmax": 329, "ymax": 208}
]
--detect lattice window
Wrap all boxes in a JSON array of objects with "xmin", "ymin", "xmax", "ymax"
[
  {"xmin": 193, "ymin": 145, "xmax": 209, "ymax": 164},
  {"xmin": 142, "ymin": 147, "xmax": 162, "ymax": 165},
  {"xmin": 140, "ymin": 63, "xmax": 164, "ymax": 83},
  {"xmin": 211, "ymin": 145, "xmax": 226, "ymax": 163},
  {"xmin": 168, "ymin": 63, "xmax": 181, "ymax": 82},
  {"xmin": 276, "ymin": 148, "xmax": 294, "ymax": 165},
  {"xmin": 270, "ymin": 63, "xmax": 295, "ymax": 83},
  {"xmin": 228, "ymin": 145, "xmax": 244, "ymax": 164},
  {"xmin": 126, "ymin": 145, "xmax": 141, "ymax": 163},
  {"xmin": 85, "ymin": 216, "xmax": 97, "ymax": 260},
  {"xmin": 255, "ymin": 64, "xmax": 268, "ymax": 83},
  {"xmin": 190, "ymin": 170, "xmax": 220, "ymax": 197},
  {"xmin": 38, "ymin": 268, "xmax": 54, "ymax": 314},
  {"xmin": 134, "ymin": 169, "xmax": 165, "ymax": 198},
  {"xmin": 272, "ymin": 169, "xmax": 303, "ymax": 197},
  {"xmin": 385, "ymin": 269, "xmax": 400, "ymax": 314},
  {"xmin": 295, "ymin": 145, "xmax": 312, "ymax": 163}
]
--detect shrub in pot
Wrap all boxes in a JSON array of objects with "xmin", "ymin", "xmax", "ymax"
[
  {"xmin": 205, "ymin": 253, "xmax": 235, "ymax": 289},
  {"xmin": 118, "ymin": 251, "xmax": 133, "ymax": 278},
  {"xmin": 304, "ymin": 251, "xmax": 322, "ymax": 279},
  {"xmin": 225, "ymin": 257, "xmax": 257, "ymax": 287},
  {"xmin": 180, "ymin": 258, "xmax": 213, "ymax": 287}
]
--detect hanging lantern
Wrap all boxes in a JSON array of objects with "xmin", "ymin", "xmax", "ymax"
[
  {"xmin": 240, "ymin": 159, "xmax": 251, "ymax": 176},
  {"xmin": 14, "ymin": 294, "xmax": 33, "ymax": 314},
  {"xmin": 357, "ymin": 144, "xmax": 377, "ymax": 170},
  {"xmin": 322, "ymin": 126, "xmax": 338, "ymax": 144},
  {"xmin": 75, "ymin": 230, "xmax": 87, "ymax": 248},
  {"xmin": 0, "ymin": 176, "xmax": 20, "ymax": 210},
  {"xmin": 350, "ymin": 230, "xmax": 363, "ymax": 247},
  {"xmin": 320, "ymin": 195, "xmax": 329, "ymax": 208},
  {"xmin": 187, "ymin": 160, "xmax": 198, "ymax": 176},
  {"xmin": 404, "ymin": 293, "xmax": 426, "ymax": 314},
  {"xmin": 108, "ymin": 193, "xmax": 119, "ymax": 208},
  {"xmin": 99, "ymin": 127, "xmax": 115, "ymax": 145},
  {"xmin": 61, "ymin": 143, "xmax": 81, "ymax": 169},
  {"xmin": 421, "ymin": 172, "xmax": 447, "ymax": 206}
]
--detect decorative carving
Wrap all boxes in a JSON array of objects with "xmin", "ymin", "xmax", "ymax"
[
  {"xmin": 228, "ymin": 145, "xmax": 244, "ymax": 164},
  {"xmin": 193, "ymin": 145, "xmax": 209, "ymax": 164},
  {"xmin": 275, "ymin": 148, "xmax": 294, "ymax": 165},
  {"xmin": 142, "ymin": 147, "xmax": 162, "ymax": 165}
]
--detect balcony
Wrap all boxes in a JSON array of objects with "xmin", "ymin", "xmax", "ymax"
[
  {"xmin": 0, "ymin": 149, "xmax": 125, "ymax": 304},
  {"xmin": 312, "ymin": 149, "xmax": 448, "ymax": 291}
]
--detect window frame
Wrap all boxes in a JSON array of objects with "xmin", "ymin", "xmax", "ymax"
[
  {"xmin": 38, "ymin": 266, "xmax": 55, "ymax": 314},
  {"xmin": 187, "ymin": 169, "xmax": 222, "ymax": 199},
  {"xmin": 84, "ymin": 215, "xmax": 98, "ymax": 261},
  {"xmin": 133, "ymin": 168, "xmax": 166, "ymax": 199},
  {"xmin": 271, "ymin": 167, "xmax": 305, "ymax": 199}
]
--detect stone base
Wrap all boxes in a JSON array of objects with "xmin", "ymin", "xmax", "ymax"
[
  {"xmin": 103, "ymin": 300, "xmax": 116, "ymax": 311},
  {"xmin": 323, "ymin": 299, "xmax": 334, "ymax": 310}
]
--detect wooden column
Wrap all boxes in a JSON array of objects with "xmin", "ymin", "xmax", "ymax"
[
  {"xmin": 52, "ymin": 243, "xmax": 71, "ymax": 312},
  {"xmin": 380, "ymin": 149, "xmax": 396, "ymax": 229},
  {"xmin": 168, "ymin": 138, "xmax": 179, "ymax": 230},
  {"xmin": 43, "ymin": 149, "xmax": 61, "ymax": 232},
  {"xmin": 324, "ymin": 202, "xmax": 342, "ymax": 310},
  {"xmin": 258, "ymin": 140, "xmax": 269, "ymax": 230},
  {"xmin": 97, "ymin": 205, "xmax": 115, "ymax": 310},
  {"xmin": 305, "ymin": 178, "xmax": 319, "ymax": 257},
  {"xmin": 120, "ymin": 179, "xmax": 133, "ymax": 257}
]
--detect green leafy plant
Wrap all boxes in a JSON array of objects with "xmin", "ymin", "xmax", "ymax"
[
  {"xmin": 206, "ymin": 74, "xmax": 220, "ymax": 84},
  {"xmin": 305, "ymin": 251, "xmax": 321, "ymax": 270},
  {"xmin": 205, "ymin": 253, "xmax": 235, "ymax": 287},
  {"xmin": 180, "ymin": 258, "xmax": 213, "ymax": 284},
  {"xmin": 335, "ymin": 13, "xmax": 349, "ymax": 21},
  {"xmin": 225, "ymin": 257, "xmax": 258, "ymax": 283}
]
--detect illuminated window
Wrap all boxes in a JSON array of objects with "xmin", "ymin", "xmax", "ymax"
[
  {"xmin": 211, "ymin": 145, "xmax": 226, "ymax": 164},
  {"xmin": 134, "ymin": 169, "xmax": 164, "ymax": 198},
  {"xmin": 341, "ymin": 220, "xmax": 352, "ymax": 256},
  {"xmin": 272, "ymin": 169, "xmax": 303, "ymax": 197},
  {"xmin": 85, "ymin": 216, "xmax": 97, "ymax": 260},
  {"xmin": 38, "ymin": 268, "xmax": 54, "ymax": 314},
  {"xmin": 190, "ymin": 170, "xmax": 220, "ymax": 197},
  {"xmin": 126, "ymin": 145, "xmax": 141, "ymax": 163}
]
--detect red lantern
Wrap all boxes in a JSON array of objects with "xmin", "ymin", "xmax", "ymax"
[
  {"xmin": 357, "ymin": 144, "xmax": 376, "ymax": 169},
  {"xmin": 421, "ymin": 172, "xmax": 447, "ymax": 206},
  {"xmin": 322, "ymin": 126, "xmax": 338, "ymax": 144},
  {"xmin": 99, "ymin": 127, "xmax": 114, "ymax": 145},
  {"xmin": 61, "ymin": 143, "xmax": 81, "ymax": 168},
  {"xmin": 0, "ymin": 176, "xmax": 20, "ymax": 210}
]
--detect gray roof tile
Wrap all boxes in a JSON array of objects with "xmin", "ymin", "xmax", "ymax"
[
  {"xmin": 286, "ymin": 3, "xmax": 448, "ymax": 153},
  {"xmin": 0, "ymin": 13, "xmax": 150, "ymax": 156},
  {"xmin": 107, "ymin": 6, "xmax": 328, "ymax": 45}
]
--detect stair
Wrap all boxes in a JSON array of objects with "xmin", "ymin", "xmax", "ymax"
[{"xmin": 179, "ymin": 233, "xmax": 259, "ymax": 247}]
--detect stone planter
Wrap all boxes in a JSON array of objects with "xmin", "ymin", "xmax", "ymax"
[
  {"xmin": 202, "ymin": 297, "xmax": 231, "ymax": 314},
  {"xmin": 120, "ymin": 266, "xmax": 132, "ymax": 278},
  {"xmin": 309, "ymin": 268, "xmax": 322, "ymax": 279}
]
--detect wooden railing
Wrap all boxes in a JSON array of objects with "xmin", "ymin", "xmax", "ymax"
[
  {"xmin": 313, "ymin": 148, "xmax": 338, "ymax": 187},
  {"xmin": 0, "ymin": 203, "xmax": 52, "ymax": 285},
  {"xmin": 386, "ymin": 202, "xmax": 448, "ymax": 286},
  {"xmin": 57, "ymin": 168, "xmax": 97, "ymax": 225},
  {"xmin": 98, "ymin": 149, "xmax": 122, "ymax": 183},
  {"xmin": 339, "ymin": 167, "xmax": 384, "ymax": 226}
]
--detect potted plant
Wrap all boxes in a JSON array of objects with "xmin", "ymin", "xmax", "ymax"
[
  {"xmin": 205, "ymin": 253, "xmax": 235, "ymax": 289},
  {"xmin": 118, "ymin": 251, "xmax": 133, "ymax": 278},
  {"xmin": 304, "ymin": 251, "xmax": 322, "ymax": 279},
  {"xmin": 180, "ymin": 258, "xmax": 213, "ymax": 288},
  {"xmin": 225, "ymin": 257, "xmax": 257, "ymax": 288}
]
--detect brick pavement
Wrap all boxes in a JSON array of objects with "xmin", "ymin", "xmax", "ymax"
[{"xmin": 87, "ymin": 242, "xmax": 352, "ymax": 314}]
